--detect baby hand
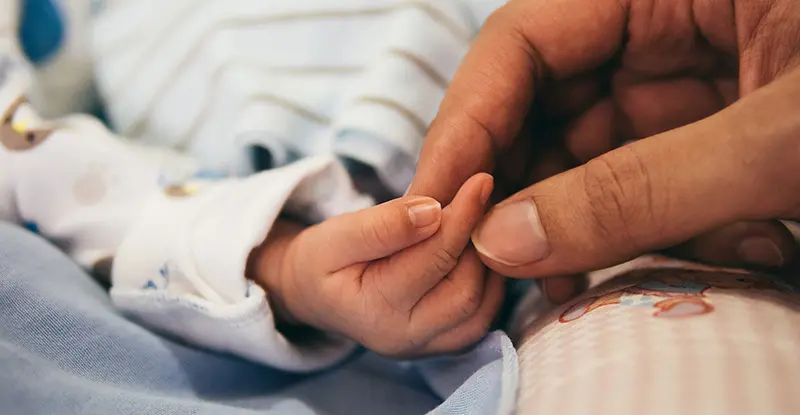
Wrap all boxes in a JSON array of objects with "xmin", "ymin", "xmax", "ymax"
[{"xmin": 251, "ymin": 174, "xmax": 503, "ymax": 358}]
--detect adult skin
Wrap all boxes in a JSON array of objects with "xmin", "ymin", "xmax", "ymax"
[{"xmin": 408, "ymin": 0, "xmax": 800, "ymax": 300}]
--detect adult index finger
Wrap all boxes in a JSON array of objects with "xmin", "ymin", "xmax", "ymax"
[{"xmin": 407, "ymin": 0, "xmax": 628, "ymax": 204}]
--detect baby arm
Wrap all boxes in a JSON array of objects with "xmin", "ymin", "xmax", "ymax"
[
  {"xmin": 249, "ymin": 174, "xmax": 506, "ymax": 357},
  {"xmin": 0, "ymin": 45, "xmax": 374, "ymax": 371}
]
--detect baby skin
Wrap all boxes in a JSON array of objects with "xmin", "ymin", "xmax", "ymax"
[{"xmin": 248, "ymin": 174, "xmax": 505, "ymax": 358}]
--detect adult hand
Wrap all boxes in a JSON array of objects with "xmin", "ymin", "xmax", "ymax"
[{"xmin": 408, "ymin": 0, "xmax": 799, "ymax": 281}]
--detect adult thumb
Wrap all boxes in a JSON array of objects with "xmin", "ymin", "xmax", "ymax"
[{"xmin": 470, "ymin": 74, "xmax": 800, "ymax": 278}]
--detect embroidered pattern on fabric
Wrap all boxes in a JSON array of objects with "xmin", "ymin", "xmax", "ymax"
[
  {"xmin": 560, "ymin": 271, "xmax": 798, "ymax": 323},
  {"xmin": 142, "ymin": 263, "xmax": 172, "ymax": 290}
]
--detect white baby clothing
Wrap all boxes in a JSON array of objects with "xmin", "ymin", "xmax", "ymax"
[
  {"xmin": 1, "ymin": 0, "xmax": 509, "ymax": 372},
  {"xmin": 65, "ymin": 0, "xmax": 505, "ymax": 195},
  {"xmin": 0, "ymin": 36, "xmax": 374, "ymax": 371}
]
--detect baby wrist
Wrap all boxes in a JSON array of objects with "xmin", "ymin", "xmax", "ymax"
[{"xmin": 247, "ymin": 219, "xmax": 307, "ymax": 327}]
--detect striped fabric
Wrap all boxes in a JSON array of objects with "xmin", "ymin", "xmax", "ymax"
[
  {"xmin": 90, "ymin": 0, "xmax": 506, "ymax": 194},
  {"xmin": 0, "ymin": 0, "xmax": 15, "ymax": 42}
]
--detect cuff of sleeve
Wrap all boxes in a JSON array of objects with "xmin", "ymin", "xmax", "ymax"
[
  {"xmin": 111, "ymin": 156, "xmax": 371, "ymax": 372},
  {"xmin": 334, "ymin": 129, "xmax": 416, "ymax": 197}
]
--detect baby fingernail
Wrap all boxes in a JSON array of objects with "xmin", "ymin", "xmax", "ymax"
[
  {"xmin": 737, "ymin": 237, "xmax": 784, "ymax": 267},
  {"xmin": 408, "ymin": 198, "xmax": 442, "ymax": 228},
  {"xmin": 472, "ymin": 199, "xmax": 550, "ymax": 266}
]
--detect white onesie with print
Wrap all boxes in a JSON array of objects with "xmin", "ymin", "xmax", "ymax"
[
  {"xmin": 0, "ymin": 0, "xmax": 509, "ymax": 372},
  {"xmin": 0, "ymin": 33, "xmax": 373, "ymax": 371},
  {"xmin": 32, "ymin": 0, "xmax": 506, "ymax": 195}
]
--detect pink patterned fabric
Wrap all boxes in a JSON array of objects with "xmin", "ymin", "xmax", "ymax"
[{"xmin": 515, "ymin": 256, "xmax": 800, "ymax": 415}]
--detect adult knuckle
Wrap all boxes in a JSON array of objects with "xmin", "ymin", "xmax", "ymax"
[
  {"xmin": 580, "ymin": 158, "xmax": 626, "ymax": 241},
  {"xmin": 581, "ymin": 147, "xmax": 656, "ymax": 250}
]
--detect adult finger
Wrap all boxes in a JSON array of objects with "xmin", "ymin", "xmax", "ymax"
[
  {"xmin": 668, "ymin": 220, "xmax": 797, "ymax": 270},
  {"xmin": 407, "ymin": 0, "xmax": 629, "ymax": 203},
  {"xmin": 540, "ymin": 274, "xmax": 589, "ymax": 304},
  {"xmin": 563, "ymin": 98, "xmax": 618, "ymax": 163},
  {"xmin": 471, "ymin": 68, "xmax": 800, "ymax": 278},
  {"xmin": 309, "ymin": 196, "xmax": 442, "ymax": 272},
  {"xmin": 365, "ymin": 173, "xmax": 493, "ymax": 310}
]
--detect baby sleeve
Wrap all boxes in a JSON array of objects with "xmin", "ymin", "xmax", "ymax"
[{"xmin": 0, "ymin": 48, "xmax": 370, "ymax": 372}]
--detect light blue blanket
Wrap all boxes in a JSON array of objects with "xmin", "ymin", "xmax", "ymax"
[{"xmin": 0, "ymin": 222, "xmax": 518, "ymax": 414}]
